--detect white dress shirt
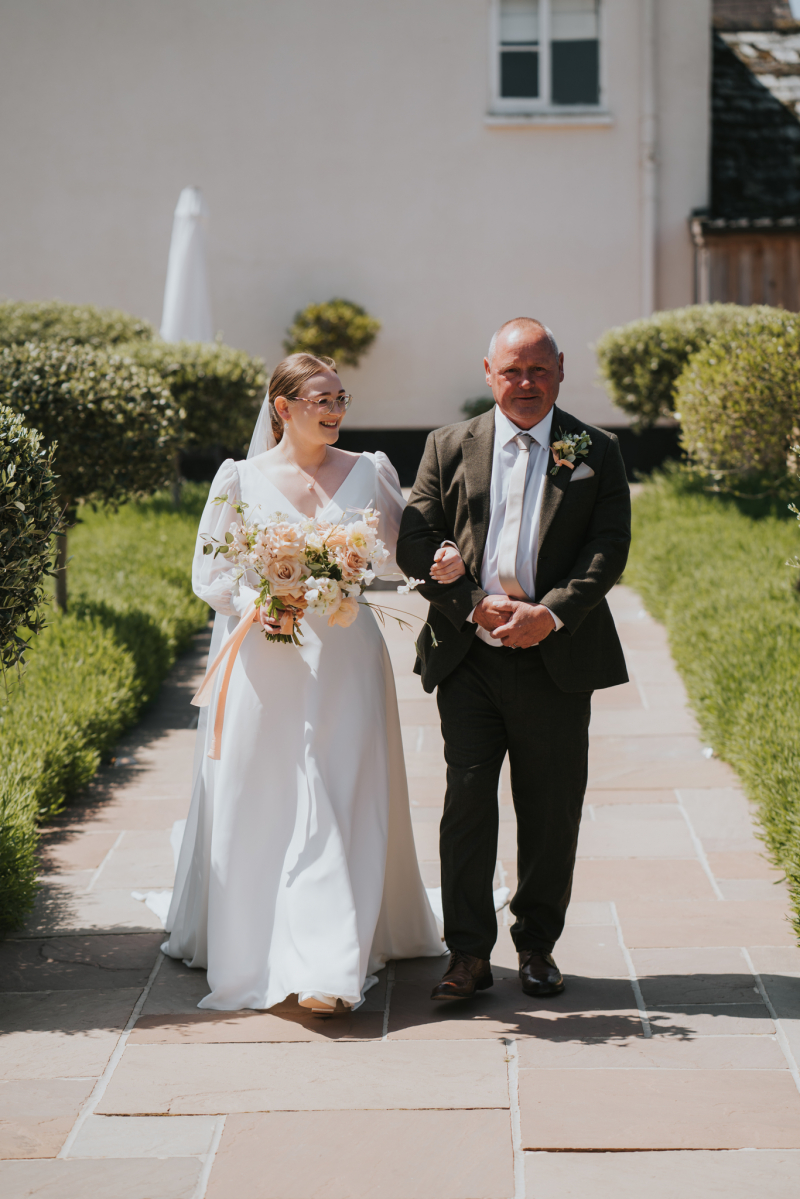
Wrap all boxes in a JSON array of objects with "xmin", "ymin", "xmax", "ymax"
[{"xmin": 469, "ymin": 404, "xmax": 564, "ymax": 647}]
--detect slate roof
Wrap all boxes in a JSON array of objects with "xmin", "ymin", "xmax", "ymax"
[{"xmin": 710, "ymin": 30, "xmax": 800, "ymax": 218}]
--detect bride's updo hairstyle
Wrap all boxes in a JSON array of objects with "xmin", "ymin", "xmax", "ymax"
[{"xmin": 268, "ymin": 352, "xmax": 337, "ymax": 444}]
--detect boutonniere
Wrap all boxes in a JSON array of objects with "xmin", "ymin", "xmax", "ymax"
[{"xmin": 550, "ymin": 428, "xmax": 592, "ymax": 476}]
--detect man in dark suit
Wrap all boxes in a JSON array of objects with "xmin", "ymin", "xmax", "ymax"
[{"xmin": 396, "ymin": 318, "xmax": 630, "ymax": 1001}]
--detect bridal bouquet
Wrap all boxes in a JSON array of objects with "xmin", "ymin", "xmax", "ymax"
[{"xmin": 202, "ymin": 497, "xmax": 408, "ymax": 644}]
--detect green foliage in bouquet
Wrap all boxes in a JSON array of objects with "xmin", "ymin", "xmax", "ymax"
[
  {"xmin": 0, "ymin": 406, "xmax": 63, "ymax": 672},
  {"xmin": 675, "ymin": 313, "xmax": 800, "ymax": 496},
  {"xmin": 0, "ymin": 299, "xmax": 154, "ymax": 348},
  {"xmin": 0, "ymin": 342, "xmax": 184, "ymax": 609},
  {"xmin": 595, "ymin": 304, "xmax": 781, "ymax": 428},
  {"xmin": 127, "ymin": 340, "xmax": 267, "ymax": 453},
  {"xmin": 284, "ymin": 298, "xmax": 381, "ymax": 368},
  {"xmin": 0, "ymin": 485, "xmax": 210, "ymax": 931}
]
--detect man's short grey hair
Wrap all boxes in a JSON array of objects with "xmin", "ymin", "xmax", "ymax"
[{"xmin": 487, "ymin": 318, "xmax": 559, "ymax": 366}]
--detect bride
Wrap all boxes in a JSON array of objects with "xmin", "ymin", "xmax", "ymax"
[{"xmin": 163, "ymin": 352, "xmax": 464, "ymax": 1013}]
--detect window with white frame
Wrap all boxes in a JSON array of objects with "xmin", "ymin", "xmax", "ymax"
[{"xmin": 495, "ymin": 0, "xmax": 601, "ymax": 109}]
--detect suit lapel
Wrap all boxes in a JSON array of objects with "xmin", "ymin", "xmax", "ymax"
[
  {"xmin": 461, "ymin": 409, "xmax": 495, "ymax": 577},
  {"xmin": 537, "ymin": 404, "xmax": 573, "ymax": 551}
]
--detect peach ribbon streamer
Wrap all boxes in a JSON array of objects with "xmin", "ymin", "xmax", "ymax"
[{"xmin": 190, "ymin": 602, "xmax": 257, "ymax": 760}]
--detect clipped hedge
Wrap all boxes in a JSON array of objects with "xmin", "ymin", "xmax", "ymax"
[
  {"xmin": 127, "ymin": 340, "xmax": 267, "ymax": 454},
  {"xmin": 0, "ymin": 485, "xmax": 209, "ymax": 931},
  {"xmin": 627, "ymin": 467, "xmax": 800, "ymax": 937},
  {"xmin": 0, "ymin": 342, "xmax": 182, "ymax": 511},
  {"xmin": 595, "ymin": 303, "xmax": 788, "ymax": 427},
  {"xmin": 0, "ymin": 300, "xmax": 154, "ymax": 348},
  {"xmin": 284, "ymin": 298, "xmax": 380, "ymax": 367},
  {"xmin": 0, "ymin": 407, "xmax": 62, "ymax": 671},
  {"xmin": 676, "ymin": 313, "xmax": 800, "ymax": 493}
]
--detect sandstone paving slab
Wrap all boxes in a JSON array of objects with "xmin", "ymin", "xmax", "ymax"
[
  {"xmin": 65, "ymin": 795, "xmax": 193, "ymax": 832},
  {"xmin": 576, "ymin": 820, "xmax": 695, "ymax": 858},
  {"xmin": 588, "ymin": 759, "xmax": 739, "ymax": 790},
  {"xmin": 621, "ymin": 649, "xmax": 685, "ymax": 685},
  {"xmin": 140, "ymin": 956, "xmax": 211, "ymax": 1014},
  {"xmin": 590, "ymin": 802, "xmax": 682, "ymax": 821},
  {"xmin": 0, "ymin": 934, "xmax": 162, "ymax": 991},
  {"xmin": 407, "ymin": 777, "xmax": 446, "ymax": 806},
  {"xmin": 584, "ymin": 787, "xmax": 679, "ymax": 805},
  {"xmin": 387, "ymin": 974, "xmax": 643, "ymax": 1042},
  {"xmin": 678, "ymin": 788, "xmax": 764, "ymax": 853},
  {"xmin": 718, "ymin": 879, "xmax": 791, "ymax": 902},
  {"xmin": 0, "ymin": 1078, "xmax": 93, "ymax": 1159},
  {"xmin": 616, "ymin": 900, "xmax": 796, "ymax": 948},
  {"xmin": 95, "ymin": 830, "xmax": 176, "ymax": 889},
  {"xmin": 570, "ymin": 858, "xmax": 718, "ymax": 902},
  {"xmin": 516, "ymin": 1034, "xmax": 787, "ymax": 1070},
  {"xmin": 207, "ymin": 1109, "xmax": 514, "ymax": 1199},
  {"xmin": 401, "ymin": 725, "xmax": 443, "ymax": 753},
  {"xmin": 130, "ymin": 1009, "xmax": 384, "ymax": 1044},
  {"xmin": 746, "ymin": 947, "xmax": 800, "ymax": 1057},
  {"xmin": 616, "ymin": 621, "xmax": 672, "ymax": 652},
  {"xmin": 69, "ymin": 1114, "xmax": 217, "ymax": 1158},
  {"xmin": 397, "ymin": 698, "xmax": 440, "ymax": 724},
  {"xmin": 524, "ymin": 1149, "xmax": 800, "ymax": 1198},
  {"xmin": 38, "ymin": 830, "xmax": 120, "ymax": 873},
  {"xmin": 493, "ymin": 923, "xmax": 629, "ymax": 978},
  {"xmin": 518, "ymin": 1068, "xmax": 800, "ymax": 1149},
  {"xmin": 0, "ymin": 1157, "xmax": 201, "ymax": 1198},
  {"xmin": 707, "ymin": 851, "xmax": 785, "ymax": 880},
  {"xmin": 589, "ymin": 708, "xmax": 698, "ymax": 736},
  {"xmin": 0, "ymin": 1029, "xmax": 119, "ymax": 1082},
  {"xmin": 0, "ymin": 987, "xmax": 140, "ymax": 1034},
  {"xmin": 646, "ymin": 1006, "xmax": 776, "ymax": 1037},
  {"xmin": 404, "ymin": 751, "xmax": 447, "ymax": 780},
  {"xmin": 22, "ymin": 889, "xmax": 165, "ymax": 938},
  {"xmin": 590, "ymin": 679, "xmax": 644, "ymax": 708},
  {"xmin": 97, "ymin": 1041, "xmax": 510, "ymax": 1114},
  {"xmin": 632, "ymin": 947, "xmax": 767, "ymax": 1006}
]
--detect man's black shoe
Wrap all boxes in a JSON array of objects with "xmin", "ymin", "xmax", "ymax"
[
  {"xmin": 519, "ymin": 949, "xmax": 565, "ymax": 997},
  {"xmin": 430, "ymin": 951, "xmax": 493, "ymax": 1000}
]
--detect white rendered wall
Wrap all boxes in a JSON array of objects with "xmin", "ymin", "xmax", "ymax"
[{"xmin": 0, "ymin": 0, "xmax": 710, "ymax": 429}]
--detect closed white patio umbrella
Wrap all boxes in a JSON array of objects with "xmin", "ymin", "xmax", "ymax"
[{"xmin": 160, "ymin": 186, "xmax": 213, "ymax": 343}]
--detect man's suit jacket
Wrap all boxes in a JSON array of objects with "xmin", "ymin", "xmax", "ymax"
[{"xmin": 395, "ymin": 404, "xmax": 631, "ymax": 694}]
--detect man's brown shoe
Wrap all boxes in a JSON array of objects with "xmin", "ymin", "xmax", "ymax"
[
  {"xmin": 519, "ymin": 950, "xmax": 565, "ymax": 997},
  {"xmin": 430, "ymin": 951, "xmax": 493, "ymax": 1000}
]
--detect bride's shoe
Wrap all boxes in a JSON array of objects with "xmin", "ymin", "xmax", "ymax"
[{"xmin": 297, "ymin": 992, "xmax": 352, "ymax": 1017}]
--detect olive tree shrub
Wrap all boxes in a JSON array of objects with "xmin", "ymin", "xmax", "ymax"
[
  {"xmin": 675, "ymin": 314, "xmax": 800, "ymax": 494},
  {"xmin": 127, "ymin": 340, "xmax": 267, "ymax": 453},
  {"xmin": 0, "ymin": 300, "xmax": 154, "ymax": 348},
  {"xmin": 0, "ymin": 343, "xmax": 183, "ymax": 609},
  {"xmin": 595, "ymin": 304, "xmax": 780, "ymax": 427},
  {"xmin": 284, "ymin": 298, "xmax": 380, "ymax": 367},
  {"xmin": 0, "ymin": 406, "xmax": 62, "ymax": 671}
]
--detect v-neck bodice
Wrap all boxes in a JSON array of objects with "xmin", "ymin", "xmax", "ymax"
[{"xmin": 240, "ymin": 453, "xmax": 369, "ymax": 521}]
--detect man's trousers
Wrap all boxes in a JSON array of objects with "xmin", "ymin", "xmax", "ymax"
[{"xmin": 436, "ymin": 636, "xmax": 592, "ymax": 961}]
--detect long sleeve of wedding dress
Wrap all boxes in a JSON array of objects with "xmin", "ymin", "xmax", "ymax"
[
  {"xmin": 370, "ymin": 451, "xmax": 406, "ymax": 578},
  {"xmin": 191, "ymin": 459, "xmax": 259, "ymax": 617}
]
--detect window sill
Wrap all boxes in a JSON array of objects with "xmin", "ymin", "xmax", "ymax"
[{"xmin": 485, "ymin": 108, "xmax": 613, "ymax": 128}]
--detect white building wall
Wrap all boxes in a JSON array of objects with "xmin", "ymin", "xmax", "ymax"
[{"xmin": 0, "ymin": 0, "xmax": 710, "ymax": 429}]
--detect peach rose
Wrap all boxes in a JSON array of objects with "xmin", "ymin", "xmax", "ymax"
[
  {"xmin": 328, "ymin": 596, "xmax": 360, "ymax": 628},
  {"xmin": 265, "ymin": 556, "xmax": 306, "ymax": 596}
]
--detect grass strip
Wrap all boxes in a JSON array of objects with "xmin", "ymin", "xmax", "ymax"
[
  {"xmin": 0, "ymin": 484, "xmax": 210, "ymax": 931},
  {"xmin": 626, "ymin": 467, "xmax": 800, "ymax": 937}
]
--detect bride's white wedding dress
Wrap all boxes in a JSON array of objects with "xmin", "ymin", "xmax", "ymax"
[{"xmin": 162, "ymin": 450, "xmax": 442, "ymax": 1010}]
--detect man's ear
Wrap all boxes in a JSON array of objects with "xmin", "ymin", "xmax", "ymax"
[{"xmin": 484, "ymin": 358, "xmax": 492, "ymax": 386}]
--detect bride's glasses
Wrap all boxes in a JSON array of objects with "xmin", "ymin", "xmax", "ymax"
[{"xmin": 291, "ymin": 394, "xmax": 352, "ymax": 415}]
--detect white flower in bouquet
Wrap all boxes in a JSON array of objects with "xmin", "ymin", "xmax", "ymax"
[{"xmin": 305, "ymin": 576, "xmax": 343, "ymax": 617}]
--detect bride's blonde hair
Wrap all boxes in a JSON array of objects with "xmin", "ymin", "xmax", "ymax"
[{"xmin": 268, "ymin": 352, "xmax": 337, "ymax": 444}]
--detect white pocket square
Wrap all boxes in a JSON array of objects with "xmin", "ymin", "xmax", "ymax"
[{"xmin": 569, "ymin": 462, "xmax": 595, "ymax": 482}]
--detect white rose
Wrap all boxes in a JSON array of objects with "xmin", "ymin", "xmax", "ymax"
[{"xmin": 304, "ymin": 576, "xmax": 342, "ymax": 616}]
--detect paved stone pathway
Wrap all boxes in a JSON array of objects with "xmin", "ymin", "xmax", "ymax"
[{"xmin": 2, "ymin": 585, "xmax": 799, "ymax": 1198}]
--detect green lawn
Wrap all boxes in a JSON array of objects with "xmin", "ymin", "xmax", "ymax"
[
  {"xmin": 0, "ymin": 484, "xmax": 210, "ymax": 931},
  {"xmin": 626, "ymin": 468, "xmax": 800, "ymax": 936}
]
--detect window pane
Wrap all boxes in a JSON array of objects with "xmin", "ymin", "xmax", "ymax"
[
  {"xmin": 501, "ymin": 49, "xmax": 540, "ymax": 98},
  {"xmin": 551, "ymin": 39, "xmax": 599, "ymax": 103},
  {"xmin": 551, "ymin": 0, "xmax": 598, "ymax": 41},
  {"xmin": 500, "ymin": 0, "xmax": 539, "ymax": 44}
]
